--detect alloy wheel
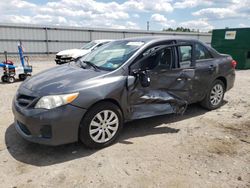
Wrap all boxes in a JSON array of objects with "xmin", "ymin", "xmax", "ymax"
[
  {"xmin": 89, "ymin": 110, "xmax": 119, "ymax": 143},
  {"xmin": 210, "ymin": 83, "xmax": 223, "ymax": 106}
]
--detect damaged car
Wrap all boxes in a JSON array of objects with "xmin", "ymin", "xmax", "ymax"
[{"xmin": 12, "ymin": 37, "xmax": 236, "ymax": 148}]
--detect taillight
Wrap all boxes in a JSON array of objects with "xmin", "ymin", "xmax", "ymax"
[{"xmin": 231, "ymin": 60, "xmax": 237, "ymax": 69}]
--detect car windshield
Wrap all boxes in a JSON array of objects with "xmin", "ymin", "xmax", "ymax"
[
  {"xmin": 77, "ymin": 40, "xmax": 144, "ymax": 71},
  {"xmin": 81, "ymin": 41, "xmax": 97, "ymax": 50}
]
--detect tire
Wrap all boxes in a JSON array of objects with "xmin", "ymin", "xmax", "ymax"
[
  {"xmin": 200, "ymin": 79, "xmax": 225, "ymax": 110},
  {"xmin": 19, "ymin": 74, "xmax": 27, "ymax": 81},
  {"xmin": 7, "ymin": 76, "xmax": 15, "ymax": 83},
  {"xmin": 80, "ymin": 102, "xmax": 123, "ymax": 149},
  {"xmin": 1, "ymin": 75, "xmax": 8, "ymax": 82}
]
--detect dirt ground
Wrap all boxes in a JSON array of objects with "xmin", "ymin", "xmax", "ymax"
[{"xmin": 0, "ymin": 61, "xmax": 249, "ymax": 188}]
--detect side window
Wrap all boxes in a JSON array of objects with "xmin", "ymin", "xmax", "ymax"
[
  {"xmin": 143, "ymin": 47, "xmax": 173, "ymax": 70},
  {"xmin": 195, "ymin": 43, "xmax": 213, "ymax": 60},
  {"xmin": 95, "ymin": 43, "xmax": 104, "ymax": 48},
  {"xmin": 142, "ymin": 46, "xmax": 163, "ymax": 57},
  {"xmin": 179, "ymin": 45, "xmax": 192, "ymax": 68},
  {"xmin": 130, "ymin": 46, "xmax": 173, "ymax": 72}
]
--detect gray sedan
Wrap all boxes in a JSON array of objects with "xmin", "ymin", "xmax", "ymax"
[{"xmin": 12, "ymin": 37, "xmax": 236, "ymax": 148}]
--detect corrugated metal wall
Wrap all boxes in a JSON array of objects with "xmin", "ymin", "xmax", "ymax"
[{"xmin": 0, "ymin": 23, "xmax": 212, "ymax": 55}]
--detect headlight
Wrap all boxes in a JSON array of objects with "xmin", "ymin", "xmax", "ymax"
[{"xmin": 35, "ymin": 93, "xmax": 79, "ymax": 109}]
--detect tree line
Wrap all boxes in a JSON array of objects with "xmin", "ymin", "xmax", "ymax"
[{"xmin": 163, "ymin": 27, "xmax": 212, "ymax": 33}]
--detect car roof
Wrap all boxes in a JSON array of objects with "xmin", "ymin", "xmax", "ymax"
[
  {"xmin": 119, "ymin": 36, "xmax": 219, "ymax": 57},
  {"xmin": 94, "ymin": 37, "xmax": 203, "ymax": 46}
]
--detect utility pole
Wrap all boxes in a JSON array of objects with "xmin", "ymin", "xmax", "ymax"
[{"xmin": 147, "ymin": 21, "xmax": 149, "ymax": 31}]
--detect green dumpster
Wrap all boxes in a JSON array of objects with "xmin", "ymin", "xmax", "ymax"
[{"xmin": 211, "ymin": 28, "xmax": 250, "ymax": 69}]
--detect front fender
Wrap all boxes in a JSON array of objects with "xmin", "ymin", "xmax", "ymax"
[{"xmin": 71, "ymin": 76, "xmax": 128, "ymax": 115}]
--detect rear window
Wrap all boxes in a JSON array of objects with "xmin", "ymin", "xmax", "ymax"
[
  {"xmin": 179, "ymin": 45, "xmax": 192, "ymax": 68},
  {"xmin": 195, "ymin": 43, "xmax": 213, "ymax": 60}
]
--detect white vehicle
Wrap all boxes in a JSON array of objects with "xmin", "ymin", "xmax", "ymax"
[{"xmin": 55, "ymin": 40, "xmax": 112, "ymax": 64}]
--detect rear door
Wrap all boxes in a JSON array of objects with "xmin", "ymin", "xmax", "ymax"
[
  {"xmin": 191, "ymin": 42, "xmax": 218, "ymax": 102},
  {"xmin": 127, "ymin": 43, "xmax": 195, "ymax": 120}
]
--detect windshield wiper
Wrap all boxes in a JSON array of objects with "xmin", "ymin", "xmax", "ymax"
[{"xmin": 80, "ymin": 60, "xmax": 100, "ymax": 71}]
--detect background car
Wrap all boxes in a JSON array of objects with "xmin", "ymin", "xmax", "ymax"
[{"xmin": 55, "ymin": 39, "xmax": 112, "ymax": 64}]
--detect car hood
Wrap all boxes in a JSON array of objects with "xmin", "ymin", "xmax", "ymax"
[
  {"xmin": 56, "ymin": 49, "xmax": 90, "ymax": 57},
  {"xmin": 21, "ymin": 64, "xmax": 107, "ymax": 95}
]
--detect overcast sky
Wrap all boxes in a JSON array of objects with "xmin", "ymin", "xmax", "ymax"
[{"xmin": 0, "ymin": 0, "xmax": 249, "ymax": 32}]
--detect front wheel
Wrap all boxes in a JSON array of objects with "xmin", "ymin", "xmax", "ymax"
[
  {"xmin": 80, "ymin": 102, "xmax": 123, "ymax": 149},
  {"xmin": 200, "ymin": 79, "xmax": 225, "ymax": 110}
]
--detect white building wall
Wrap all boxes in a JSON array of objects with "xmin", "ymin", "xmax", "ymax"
[{"xmin": 0, "ymin": 23, "xmax": 212, "ymax": 55}]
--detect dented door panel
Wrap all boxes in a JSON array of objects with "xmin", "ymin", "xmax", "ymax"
[{"xmin": 127, "ymin": 68, "xmax": 195, "ymax": 120}]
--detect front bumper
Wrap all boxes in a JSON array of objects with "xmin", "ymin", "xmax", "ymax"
[{"xmin": 12, "ymin": 101, "xmax": 86, "ymax": 146}]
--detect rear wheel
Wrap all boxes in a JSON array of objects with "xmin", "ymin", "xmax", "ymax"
[
  {"xmin": 200, "ymin": 79, "xmax": 225, "ymax": 110},
  {"xmin": 80, "ymin": 102, "xmax": 123, "ymax": 149}
]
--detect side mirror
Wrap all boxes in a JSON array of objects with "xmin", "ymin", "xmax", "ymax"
[{"xmin": 134, "ymin": 69, "xmax": 150, "ymax": 87}]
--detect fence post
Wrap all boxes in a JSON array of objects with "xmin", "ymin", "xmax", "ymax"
[
  {"xmin": 89, "ymin": 30, "xmax": 92, "ymax": 41},
  {"xmin": 45, "ymin": 27, "xmax": 49, "ymax": 55}
]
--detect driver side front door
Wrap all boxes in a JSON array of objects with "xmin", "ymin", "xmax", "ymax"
[{"xmin": 127, "ymin": 45, "xmax": 195, "ymax": 120}]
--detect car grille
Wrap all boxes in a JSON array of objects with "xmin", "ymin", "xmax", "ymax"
[{"xmin": 17, "ymin": 94, "xmax": 37, "ymax": 107}]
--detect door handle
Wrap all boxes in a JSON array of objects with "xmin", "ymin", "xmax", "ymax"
[
  {"xmin": 177, "ymin": 72, "xmax": 192, "ymax": 81},
  {"xmin": 209, "ymin": 65, "xmax": 216, "ymax": 72},
  {"xmin": 177, "ymin": 77, "xmax": 191, "ymax": 81}
]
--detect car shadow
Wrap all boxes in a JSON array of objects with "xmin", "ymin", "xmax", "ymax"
[{"xmin": 5, "ymin": 103, "xmax": 215, "ymax": 166}]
